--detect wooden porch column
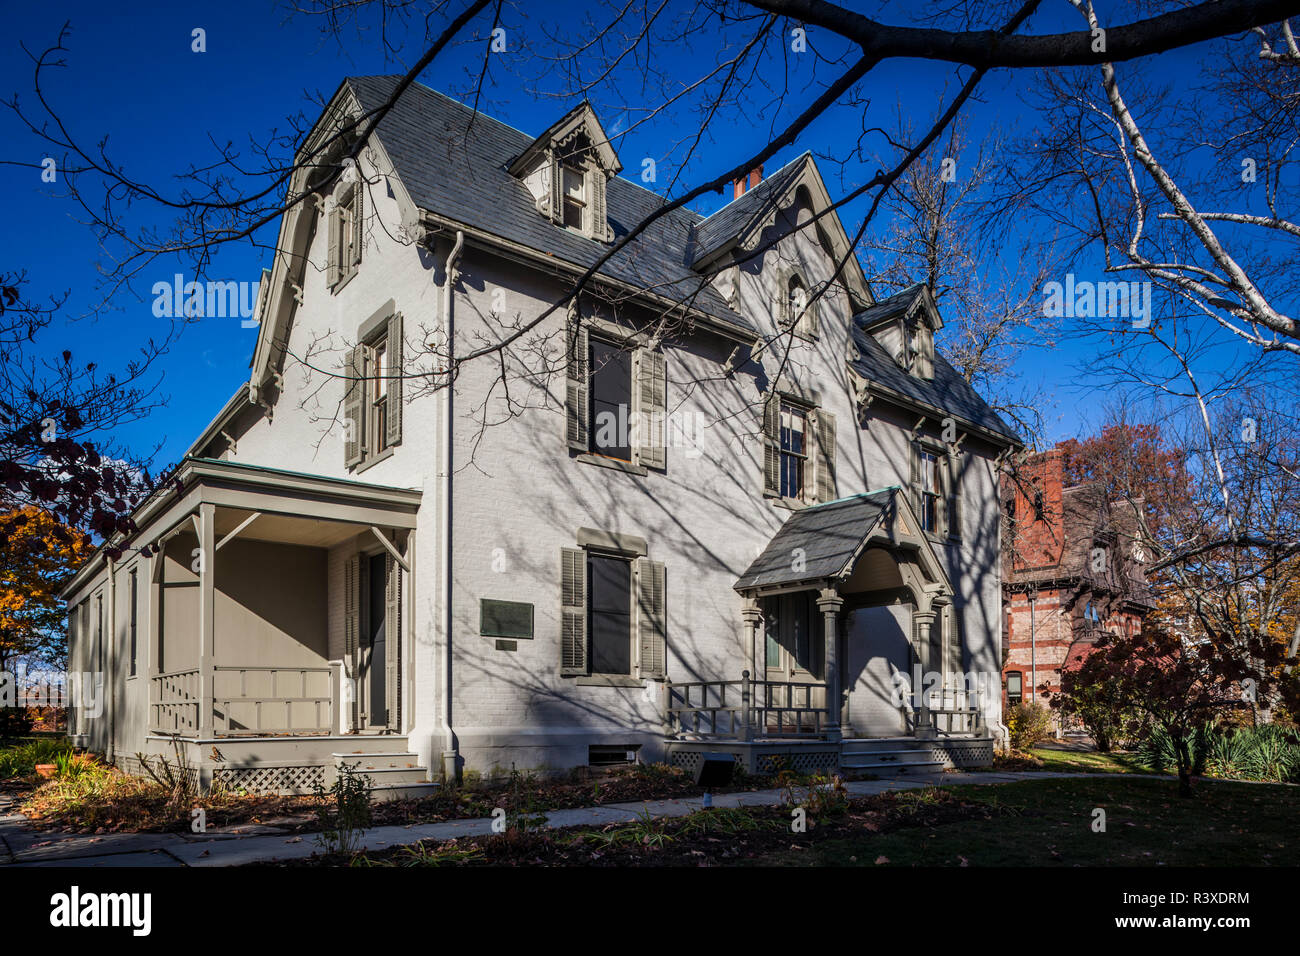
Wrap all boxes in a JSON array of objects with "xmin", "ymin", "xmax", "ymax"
[
  {"xmin": 817, "ymin": 588, "xmax": 844, "ymax": 742},
  {"xmin": 741, "ymin": 598, "xmax": 762, "ymax": 679},
  {"xmin": 198, "ymin": 503, "xmax": 216, "ymax": 741},
  {"xmin": 913, "ymin": 610, "xmax": 939, "ymax": 740}
]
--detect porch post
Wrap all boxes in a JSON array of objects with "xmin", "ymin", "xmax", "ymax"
[
  {"xmin": 198, "ymin": 503, "xmax": 216, "ymax": 743},
  {"xmin": 913, "ymin": 610, "xmax": 939, "ymax": 740},
  {"xmin": 817, "ymin": 588, "xmax": 844, "ymax": 742},
  {"xmin": 741, "ymin": 598, "xmax": 762, "ymax": 680}
]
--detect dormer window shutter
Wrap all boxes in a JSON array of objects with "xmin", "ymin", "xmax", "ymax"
[
  {"xmin": 634, "ymin": 347, "xmax": 666, "ymax": 470},
  {"xmin": 565, "ymin": 320, "xmax": 589, "ymax": 451},
  {"xmin": 586, "ymin": 166, "xmax": 609, "ymax": 241},
  {"xmin": 385, "ymin": 312, "xmax": 403, "ymax": 448},
  {"xmin": 343, "ymin": 345, "xmax": 364, "ymax": 467},
  {"xmin": 777, "ymin": 269, "xmax": 793, "ymax": 328},
  {"xmin": 549, "ymin": 153, "xmax": 564, "ymax": 225}
]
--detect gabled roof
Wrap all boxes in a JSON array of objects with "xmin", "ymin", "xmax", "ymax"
[
  {"xmin": 506, "ymin": 100, "xmax": 622, "ymax": 176},
  {"xmin": 689, "ymin": 154, "xmax": 809, "ymax": 263},
  {"xmin": 850, "ymin": 288, "xmax": 1020, "ymax": 446},
  {"xmin": 686, "ymin": 152, "xmax": 872, "ymax": 307},
  {"xmin": 854, "ymin": 281, "xmax": 942, "ymax": 332},
  {"xmin": 344, "ymin": 76, "xmax": 750, "ymax": 335},
  {"xmin": 734, "ymin": 490, "xmax": 894, "ymax": 591}
]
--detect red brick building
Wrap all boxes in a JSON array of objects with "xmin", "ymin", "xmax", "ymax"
[{"xmin": 1000, "ymin": 447, "xmax": 1154, "ymax": 732}]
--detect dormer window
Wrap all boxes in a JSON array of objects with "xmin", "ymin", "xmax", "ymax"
[
  {"xmin": 562, "ymin": 164, "xmax": 586, "ymax": 231},
  {"xmin": 508, "ymin": 103, "xmax": 621, "ymax": 244}
]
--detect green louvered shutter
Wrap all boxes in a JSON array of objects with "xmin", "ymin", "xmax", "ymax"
[
  {"xmin": 565, "ymin": 322, "xmax": 589, "ymax": 451},
  {"xmin": 762, "ymin": 394, "xmax": 781, "ymax": 496},
  {"xmin": 384, "ymin": 554, "xmax": 401, "ymax": 731},
  {"xmin": 343, "ymin": 345, "xmax": 364, "ymax": 467},
  {"xmin": 636, "ymin": 558, "xmax": 667, "ymax": 680},
  {"xmin": 560, "ymin": 547, "xmax": 587, "ymax": 675},
  {"xmin": 327, "ymin": 202, "xmax": 342, "ymax": 288},
  {"xmin": 635, "ymin": 348, "xmax": 666, "ymax": 470},
  {"xmin": 813, "ymin": 409, "xmax": 837, "ymax": 503},
  {"xmin": 386, "ymin": 312, "xmax": 403, "ymax": 448},
  {"xmin": 344, "ymin": 554, "xmax": 361, "ymax": 731}
]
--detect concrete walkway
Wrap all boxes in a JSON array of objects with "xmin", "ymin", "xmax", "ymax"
[{"xmin": 0, "ymin": 770, "xmax": 1157, "ymax": 867}]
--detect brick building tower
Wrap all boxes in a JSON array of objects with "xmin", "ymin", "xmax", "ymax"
[{"xmin": 1000, "ymin": 446, "xmax": 1155, "ymax": 733}]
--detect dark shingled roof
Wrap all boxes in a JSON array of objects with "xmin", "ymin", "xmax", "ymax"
[
  {"xmin": 854, "ymin": 282, "xmax": 926, "ymax": 328},
  {"xmin": 850, "ymin": 293, "xmax": 1021, "ymax": 445},
  {"xmin": 346, "ymin": 76, "xmax": 753, "ymax": 334},
  {"xmin": 734, "ymin": 490, "xmax": 895, "ymax": 591},
  {"xmin": 688, "ymin": 154, "xmax": 810, "ymax": 265}
]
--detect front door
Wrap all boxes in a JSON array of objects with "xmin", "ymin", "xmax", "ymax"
[
  {"xmin": 762, "ymin": 592, "xmax": 826, "ymax": 731},
  {"xmin": 362, "ymin": 553, "xmax": 389, "ymax": 729}
]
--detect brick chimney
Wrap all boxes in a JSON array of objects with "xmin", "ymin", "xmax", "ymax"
[{"xmin": 732, "ymin": 165, "xmax": 764, "ymax": 200}]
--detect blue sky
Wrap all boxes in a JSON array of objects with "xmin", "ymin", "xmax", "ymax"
[{"xmin": 0, "ymin": 1, "xmax": 1252, "ymax": 469}]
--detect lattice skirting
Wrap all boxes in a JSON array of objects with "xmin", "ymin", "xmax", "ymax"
[
  {"xmin": 667, "ymin": 745, "xmax": 839, "ymax": 777},
  {"xmin": 213, "ymin": 764, "xmax": 326, "ymax": 795},
  {"xmin": 929, "ymin": 739, "xmax": 995, "ymax": 769}
]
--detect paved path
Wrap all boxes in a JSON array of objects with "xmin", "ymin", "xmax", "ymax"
[{"xmin": 0, "ymin": 770, "xmax": 1169, "ymax": 867}]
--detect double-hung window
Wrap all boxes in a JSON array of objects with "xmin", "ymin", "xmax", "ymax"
[
  {"xmin": 917, "ymin": 447, "xmax": 941, "ymax": 533},
  {"xmin": 588, "ymin": 553, "xmax": 633, "ymax": 676},
  {"xmin": 588, "ymin": 339, "xmax": 633, "ymax": 462},
  {"xmin": 344, "ymin": 313, "xmax": 404, "ymax": 469},
  {"xmin": 562, "ymin": 165, "xmax": 586, "ymax": 231},
  {"xmin": 779, "ymin": 403, "xmax": 808, "ymax": 500},
  {"xmin": 762, "ymin": 393, "xmax": 836, "ymax": 505}
]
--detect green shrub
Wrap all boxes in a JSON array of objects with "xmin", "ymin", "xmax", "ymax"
[
  {"xmin": 313, "ymin": 763, "xmax": 373, "ymax": 855},
  {"xmin": 0, "ymin": 738, "xmax": 74, "ymax": 778},
  {"xmin": 1007, "ymin": 702, "xmax": 1054, "ymax": 750}
]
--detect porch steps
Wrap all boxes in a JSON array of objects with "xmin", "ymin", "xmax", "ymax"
[
  {"xmin": 332, "ymin": 751, "xmax": 439, "ymax": 802},
  {"xmin": 840, "ymin": 739, "xmax": 946, "ymax": 774}
]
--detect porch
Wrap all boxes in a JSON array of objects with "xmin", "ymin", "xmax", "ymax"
[
  {"xmin": 132, "ymin": 457, "xmax": 425, "ymax": 793},
  {"xmin": 663, "ymin": 488, "xmax": 995, "ymax": 775}
]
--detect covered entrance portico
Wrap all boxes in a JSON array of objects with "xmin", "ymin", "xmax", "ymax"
[{"xmin": 663, "ymin": 488, "xmax": 992, "ymax": 775}]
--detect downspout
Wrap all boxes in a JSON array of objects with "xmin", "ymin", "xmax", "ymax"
[
  {"xmin": 105, "ymin": 557, "xmax": 116, "ymax": 764},
  {"xmin": 437, "ymin": 230, "xmax": 464, "ymax": 782}
]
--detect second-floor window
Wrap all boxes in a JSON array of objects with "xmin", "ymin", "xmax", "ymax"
[
  {"xmin": 762, "ymin": 392, "xmax": 836, "ymax": 505},
  {"xmin": 779, "ymin": 403, "xmax": 808, "ymax": 499},
  {"xmin": 589, "ymin": 339, "xmax": 633, "ymax": 462},
  {"xmin": 911, "ymin": 442, "xmax": 961, "ymax": 539},
  {"xmin": 344, "ymin": 312, "xmax": 404, "ymax": 469},
  {"xmin": 918, "ymin": 447, "xmax": 941, "ymax": 532},
  {"xmin": 368, "ymin": 336, "xmax": 389, "ymax": 456}
]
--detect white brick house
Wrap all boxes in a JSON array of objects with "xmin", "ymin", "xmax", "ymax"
[{"xmin": 62, "ymin": 77, "xmax": 1020, "ymax": 793}]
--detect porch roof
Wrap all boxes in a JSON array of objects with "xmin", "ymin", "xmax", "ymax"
[
  {"xmin": 734, "ymin": 489, "xmax": 895, "ymax": 592},
  {"xmin": 62, "ymin": 456, "xmax": 422, "ymax": 600}
]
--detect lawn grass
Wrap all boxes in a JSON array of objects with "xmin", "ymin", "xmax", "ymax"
[
  {"xmin": 1027, "ymin": 747, "xmax": 1154, "ymax": 775},
  {"xmin": 759, "ymin": 776, "xmax": 1297, "ymax": 867}
]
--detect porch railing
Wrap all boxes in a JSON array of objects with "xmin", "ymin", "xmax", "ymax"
[
  {"xmin": 150, "ymin": 668, "xmax": 201, "ymax": 735},
  {"xmin": 212, "ymin": 666, "xmax": 335, "ymax": 736},
  {"xmin": 665, "ymin": 671, "xmax": 829, "ymax": 741},
  {"xmin": 149, "ymin": 664, "xmax": 339, "ymax": 737},
  {"xmin": 907, "ymin": 685, "xmax": 985, "ymax": 737}
]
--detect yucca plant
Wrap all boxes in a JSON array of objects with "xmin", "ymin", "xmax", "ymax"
[{"xmin": 1240, "ymin": 729, "xmax": 1299, "ymax": 782}]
